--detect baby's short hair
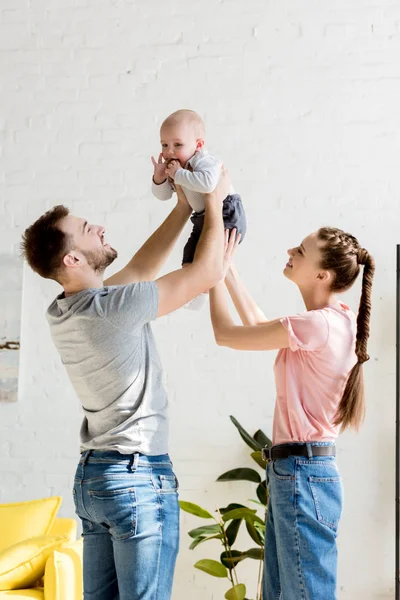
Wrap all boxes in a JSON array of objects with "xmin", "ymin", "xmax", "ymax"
[{"xmin": 161, "ymin": 109, "xmax": 205, "ymax": 138}]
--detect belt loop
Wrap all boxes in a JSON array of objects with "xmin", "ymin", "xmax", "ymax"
[
  {"xmin": 306, "ymin": 443, "xmax": 313, "ymax": 459},
  {"xmin": 262, "ymin": 446, "xmax": 272, "ymax": 463},
  {"xmin": 81, "ymin": 450, "xmax": 92, "ymax": 466},
  {"xmin": 129, "ymin": 453, "xmax": 139, "ymax": 472}
]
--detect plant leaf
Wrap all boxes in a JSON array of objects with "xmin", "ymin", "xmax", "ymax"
[
  {"xmin": 253, "ymin": 520, "xmax": 266, "ymax": 545},
  {"xmin": 222, "ymin": 507, "xmax": 257, "ymax": 522},
  {"xmin": 189, "ymin": 536, "xmax": 205, "ymax": 550},
  {"xmin": 226, "ymin": 519, "xmax": 242, "ymax": 546},
  {"xmin": 179, "ymin": 501, "xmax": 214, "ymax": 519},
  {"xmin": 244, "ymin": 547, "xmax": 264, "ymax": 560},
  {"xmin": 245, "ymin": 520, "xmax": 264, "ymax": 547},
  {"xmin": 220, "ymin": 550, "xmax": 245, "ymax": 569},
  {"xmin": 251, "ymin": 451, "xmax": 267, "ymax": 469},
  {"xmin": 188, "ymin": 524, "xmax": 222, "ymax": 538},
  {"xmin": 256, "ymin": 481, "xmax": 268, "ymax": 506},
  {"xmin": 245, "ymin": 512, "xmax": 265, "ymax": 526},
  {"xmin": 225, "ymin": 583, "xmax": 247, "ymax": 600},
  {"xmin": 219, "ymin": 503, "xmax": 246, "ymax": 515},
  {"xmin": 217, "ymin": 468, "xmax": 261, "ymax": 483},
  {"xmin": 230, "ymin": 416, "xmax": 262, "ymax": 451},
  {"xmin": 194, "ymin": 559, "xmax": 228, "ymax": 578},
  {"xmin": 189, "ymin": 534, "xmax": 223, "ymax": 550},
  {"xmin": 248, "ymin": 499, "xmax": 266, "ymax": 507},
  {"xmin": 253, "ymin": 429, "xmax": 272, "ymax": 449}
]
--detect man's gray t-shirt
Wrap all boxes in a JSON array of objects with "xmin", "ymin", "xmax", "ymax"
[{"xmin": 46, "ymin": 282, "xmax": 168, "ymax": 455}]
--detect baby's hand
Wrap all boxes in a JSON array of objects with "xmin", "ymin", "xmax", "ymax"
[
  {"xmin": 165, "ymin": 159, "xmax": 180, "ymax": 180},
  {"xmin": 151, "ymin": 153, "xmax": 167, "ymax": 184}
]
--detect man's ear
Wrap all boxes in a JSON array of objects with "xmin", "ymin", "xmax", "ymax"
[{"xmin": 63, "ymin": 252, "xmax": 84, "ymax": 269}]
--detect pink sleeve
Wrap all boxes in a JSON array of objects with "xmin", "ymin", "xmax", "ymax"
[{"xmin": 280, "ymin": 311, "xmax": 329, "ymax": 352}]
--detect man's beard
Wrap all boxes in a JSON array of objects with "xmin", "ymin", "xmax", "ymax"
[{"xmin": 82, "ymin": 245, "xmax": 118, "ymax": 274}]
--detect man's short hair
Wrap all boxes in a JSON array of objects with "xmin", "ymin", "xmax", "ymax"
[{"xmin": 21, "ymin": 205, "xmax": 72, "ymax": 281}]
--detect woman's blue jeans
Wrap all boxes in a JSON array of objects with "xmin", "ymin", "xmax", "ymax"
[
  {"xmin": 73, "ymin": 450, "xmax": 180, "ymax": 600},
  {"xmin": 263, "ymin": 443, "xmax": 343, "ymax": 600}
]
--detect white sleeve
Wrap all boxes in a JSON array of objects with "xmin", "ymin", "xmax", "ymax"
[
  {"xmin": 174, "ymin": 154, "xmax": 222, "ymax": 193},
  {"xmin": 152, "ymin": 178, "xmax": 174, "ymax": 201}
]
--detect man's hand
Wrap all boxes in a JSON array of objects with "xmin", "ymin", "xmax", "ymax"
[
  {"xmin": 205, "ymin": 165, "xmax": 231, "ymax": 203},
  {"xmin": 175, "ymin": 184, "xmax": 191, "ymax": 210},
  {"xmin": 165, "ymin": 159, "xmax": 180, "ymax": 180},
  {"xmin": 151, "ymin": 153, "xmax": 167, "ymax": 184}
]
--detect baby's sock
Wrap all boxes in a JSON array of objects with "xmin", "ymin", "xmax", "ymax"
[{"xmin": 184, "ymin": 292, "xmax": 209, "ymax": 311}]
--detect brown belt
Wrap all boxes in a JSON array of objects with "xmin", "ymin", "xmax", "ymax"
[{"xmin": 262, "ymin": 443, "xmax": 336, "ymax": 462}]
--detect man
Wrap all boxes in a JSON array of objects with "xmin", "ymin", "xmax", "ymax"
[{"xmin": 21, "ymin": 173, "xmax": 229, "ymax": 600}]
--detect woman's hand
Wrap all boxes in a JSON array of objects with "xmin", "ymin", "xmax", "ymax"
[{"xmin": 222, "ymin": 228, "xmax": 241, "ymax": 279}]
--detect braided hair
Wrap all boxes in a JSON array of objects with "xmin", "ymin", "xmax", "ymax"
[{"xmin": 317, "ymin": 227, "xmax": 375, "ymax": 430}]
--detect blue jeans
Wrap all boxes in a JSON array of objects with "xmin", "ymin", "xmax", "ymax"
[
  {"xmin": 263, "ymin": 443, "xmax": 343, "ymax": 600},
  {"xmin": 73, "ymin": 451, "xmax": 180, "ymax": 600}
]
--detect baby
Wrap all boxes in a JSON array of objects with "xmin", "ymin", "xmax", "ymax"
[{"xmin": 151, "ymin": 109, "xmax": 246, "ymax": 310}]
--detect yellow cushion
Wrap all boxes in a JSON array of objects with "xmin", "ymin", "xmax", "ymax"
[
  {"xmin": 0, "ymin": 498, "xmax": 61, "ymax": 553},
  {"xmin": 44, "ymin": 539, "xmax": 83, "ymax": 600},
  {"xmin": 0, "ymin": 536, "xmax": 67, "ymax": 591},
  {"xmin": 48, "ymin": 520, "xmax": 77, "ymax": 544},
  {"xmin": 0, "ymin": 590, "xmax": 44, "ymax": 599}
]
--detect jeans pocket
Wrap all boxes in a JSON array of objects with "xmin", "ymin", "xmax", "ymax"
[
  {"xmin": 88, "ymin": 488, "xmax": 137, "ymax": 540},
  {"xmin": 271, "ymin": 459, "xmax": 294, "ymax": 481},
  {"xmin": 309, "ymin": 476, "xmax": 343, "ymax": 531},
  {"xmin": 154, "ymin": 474, "xmax": 179, "ymax": 494}
]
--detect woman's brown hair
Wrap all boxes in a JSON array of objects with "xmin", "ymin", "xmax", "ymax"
[{"xmin": 317, "ymin": 227, "xmax": 375, "ymax": 431}]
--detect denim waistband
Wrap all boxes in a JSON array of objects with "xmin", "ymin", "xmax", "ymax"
[
  {"xmin": 79, "ymin": 450, "xmax": 171, "ymax": 466},
  {"xmin": 272, "ymin": 441, "xmax": 335, "ymax": 448}
]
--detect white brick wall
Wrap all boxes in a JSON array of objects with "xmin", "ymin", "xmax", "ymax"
[{"xmin": 1, "ymin": 1, "xmax": 399, "ymax": 597}]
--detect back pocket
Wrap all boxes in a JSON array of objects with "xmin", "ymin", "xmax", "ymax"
[
  {"xmin": 309, "ymin": 476, "xmax": 343, "ymax": 531},
  {"xmin": 88, "ymin": 488, "xmax": 136, "ymax": 540}
]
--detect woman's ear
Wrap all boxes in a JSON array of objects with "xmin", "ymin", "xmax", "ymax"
[{"xmin": 317, "ymin": 270, "xmax": 331, "ymax": 283}]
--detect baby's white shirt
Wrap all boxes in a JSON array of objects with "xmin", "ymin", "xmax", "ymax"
[{"xmin": 152, "ymin": 149, "xmax": 235, "ymax": 212}]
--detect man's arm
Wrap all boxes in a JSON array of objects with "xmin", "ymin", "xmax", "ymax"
[
  {"xmin": 154, "ymin": 169, "xmax": 230, "ymax": 317},
  {"xmin": 104, "ymin": 187, "xmax": 191, "ymax": 286}
]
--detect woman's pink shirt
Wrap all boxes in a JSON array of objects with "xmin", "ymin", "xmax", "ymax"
[{"xmin": 273, "ymin": 303, "xmax": 357, "ymax": 445}]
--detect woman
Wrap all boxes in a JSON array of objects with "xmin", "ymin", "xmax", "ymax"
[{"xmin": 210, "ymin": 227, "xmax": 375, "ymax": 600}]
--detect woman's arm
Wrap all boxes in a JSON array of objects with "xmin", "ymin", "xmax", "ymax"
[
  {"xmin": 210, "ymin": 282, "xmax": 289, "ymax": 351},
  {"xmin": 225, "ymin": 264, "xmax": 268, "ymax": 326}
]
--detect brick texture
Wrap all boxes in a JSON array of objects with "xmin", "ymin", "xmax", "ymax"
[{"xmin": 0, "ymin": 1, "xmax": 399, "ymax": 597}]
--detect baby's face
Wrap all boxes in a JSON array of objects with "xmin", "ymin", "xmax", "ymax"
[{"xmin": 160, "ymin": 122, "xmax": 203, "ymax": 166}]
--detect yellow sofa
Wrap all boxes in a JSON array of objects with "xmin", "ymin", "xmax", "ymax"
[{"xmin": 0, "ymin": 518, "xmax": 83, "ymax": 600}]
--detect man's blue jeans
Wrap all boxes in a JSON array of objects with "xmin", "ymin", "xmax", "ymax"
[
  {"xmin": 73, "ymin": 451, "xmax": 180, "ymax": 600},
  {"xmin": 263, "ymin": 443, "xmax": 343, "ymax": 599}
]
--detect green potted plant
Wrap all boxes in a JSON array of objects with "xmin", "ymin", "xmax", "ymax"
[{"xmin": 180, "ymin": 416, "xmax": 272, "ymax": 600}]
